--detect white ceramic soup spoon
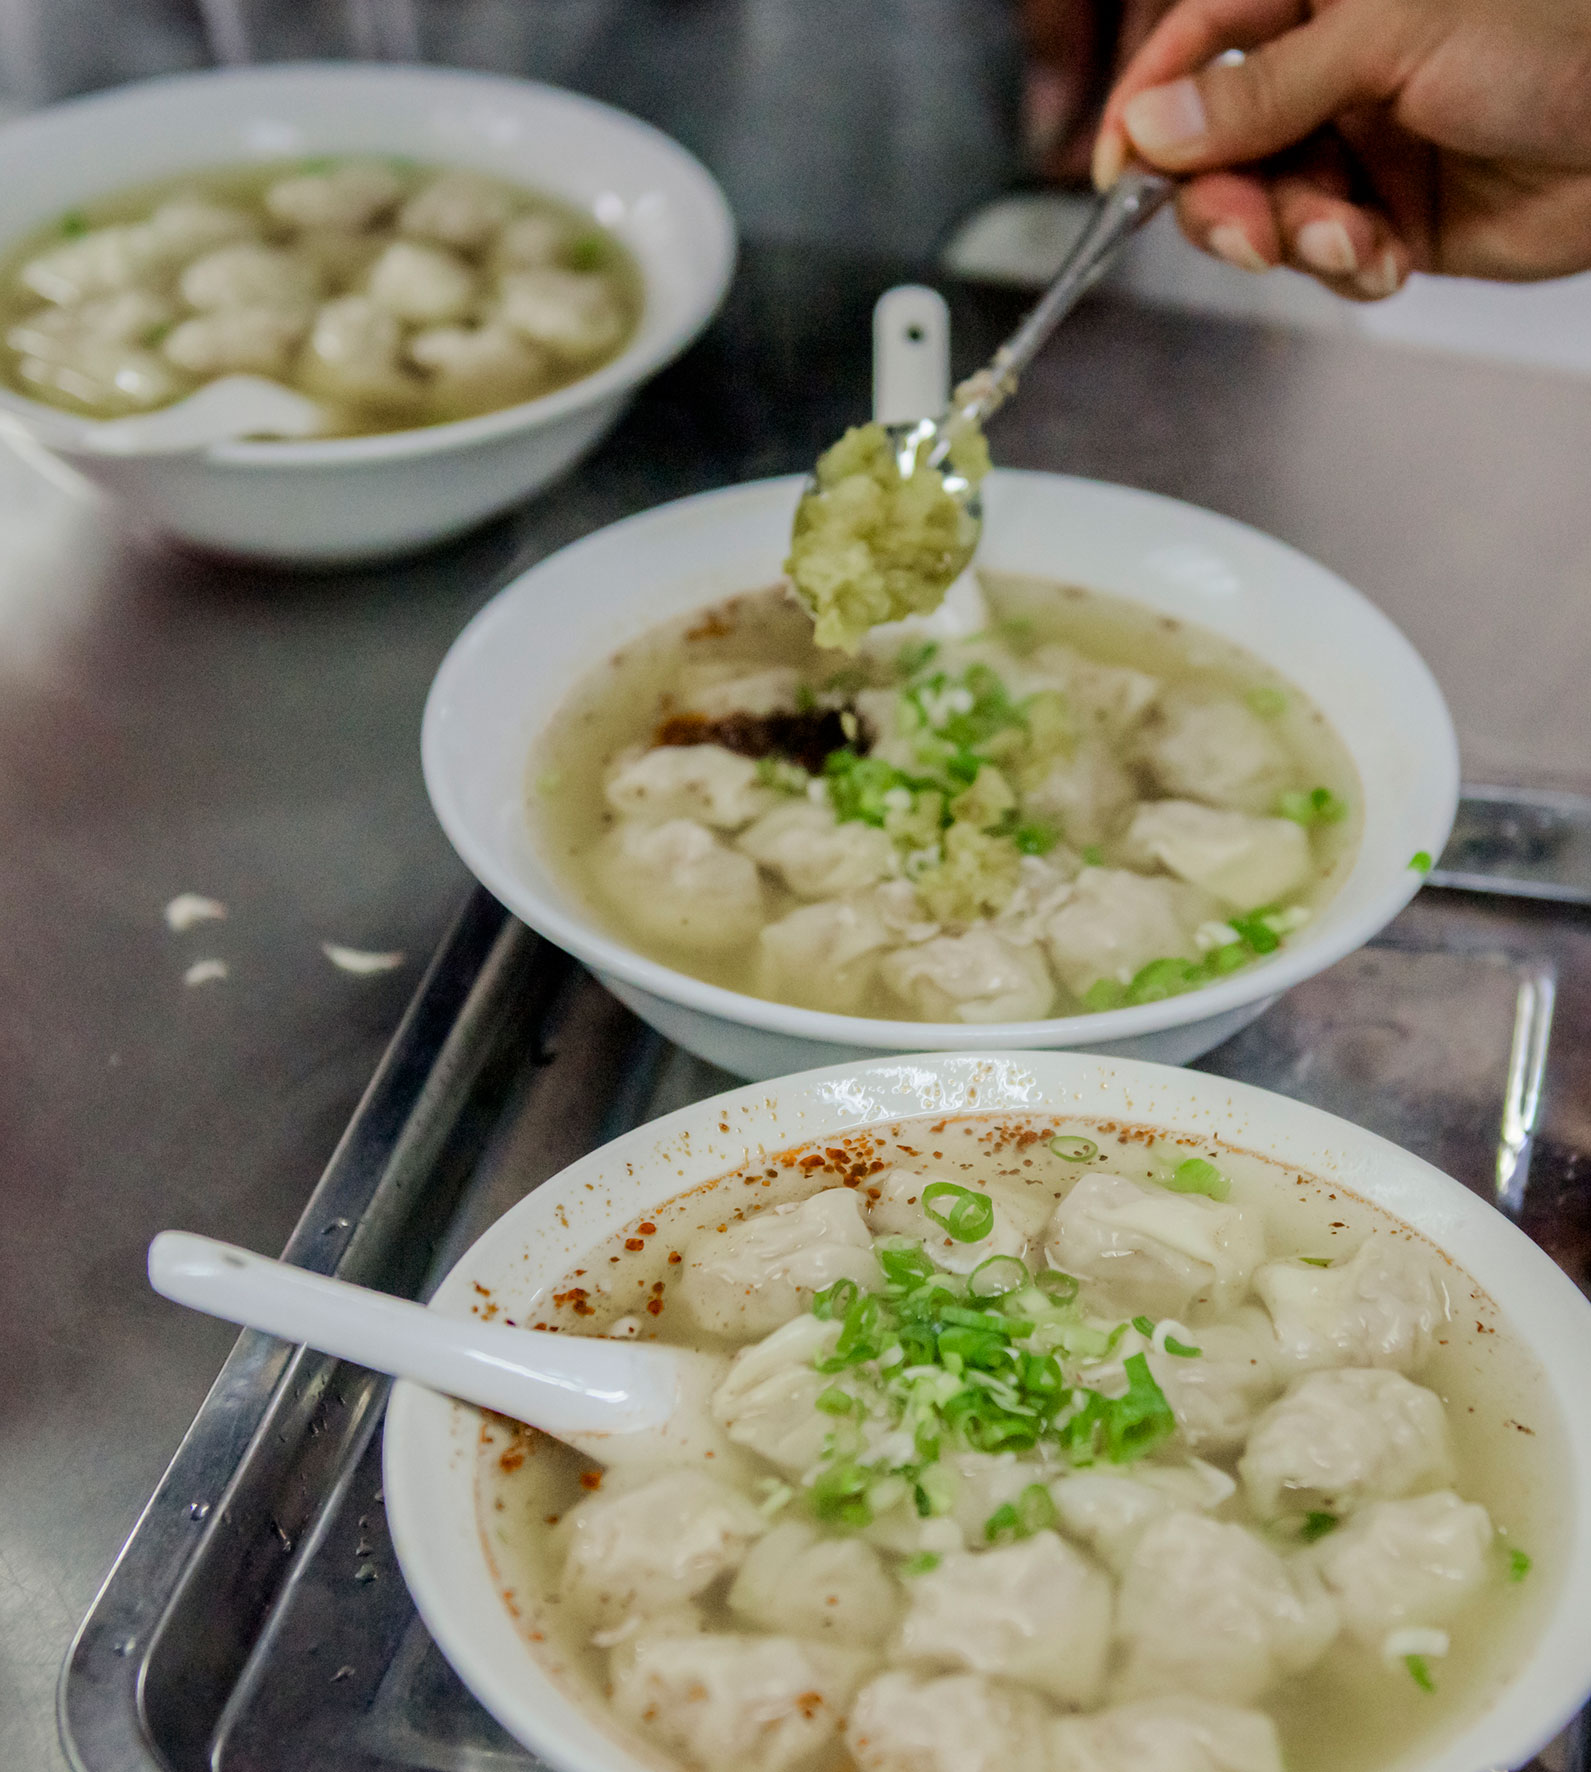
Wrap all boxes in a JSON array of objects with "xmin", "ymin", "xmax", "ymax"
[
  {"xmin": 5, "ymin": 374, "xmax": 327, "ymax": 457},
  {"xmin": 148, "ymin": 1231, "xmax": 732, "ymax": 1461}
]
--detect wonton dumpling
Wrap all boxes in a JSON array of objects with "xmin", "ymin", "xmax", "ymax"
[
  {"xmin": 498, "ymin": 266, "xmax": 626, "ymax": 360},
  {"xmin": 879, "ymin": 927, "xmax": 1055, "ymax": 1024},
  {"xmin": 366, "ymin": 239, "xmax": 477, "ymax": 324},
  {"xmin": 593, "ymin": 817, "xmax": 767, "ymax": 953},
  {"xmin": 1114, "ymin": 1513, "xmax": 1338, "ymax": 1704},
  {"xmin": 1139, "ymin": 693, "xmax": 1291, "ymax": 816},
  {"xmin": 1238, "ymin": 1368, "xmax": 1454, "ymax": 1520},
  {"xmin": 162, "ymin": 306, "xmax": 310, "ymax": 378},
  {"xmin": 1043, "ymin": 1170, "xmax": 1266, "ymax": 1319},
  {"xmin": 8, "ymin": 290, "xmax": 184, "ymax": 409},
  {"xmin": 679, "ymin": 663, "xmax": 803, "ymax": 720},
  {"xmin": 1041, "ymin": 868, "xmax": 1211, "ymax": 998},
  {"xmin": 301, "ymin": 294, "xmax": 416, "ymax": 404},
  {"xmin": 680, "ymin": 1186, "xmax": 879, "ymax": 1336},
  {"xmin": 1123, "ymin": 801, "xmax": 1311, "ymax": 914},
  {"xmin": 710, "ymin": 1313, "xmax": 840, "ymax": 1472},
  {"xmin": 757, "ymin": 896, "xmax": 894, "ymax": 1014},
  {"xmin": 1059, "ymin": 649, "xmax": 1162, "ymax": 739},
  {"xmin": 19, "ymin": 225, "xmax": 165, "ymax": 305},
  {"xmin": 611, "ymin": 1631, "xmax": 869, "ymax": 1772},
  {"xmin": 739, "ymin": 800, "xmax": 898, "ymax": 899},
  {"xmin": 398, "ymin": 171, "xmax": 514, "ymax": 249},
  {"xmin": 1148, "ymin": 1308, "xmax": 1282, "ymax": 1454},
  {"xmin": 1311, "ymin": 1490, "xmax": 1494, "ymax": 1648},
  {"xmin": 866, "ymin": 1168, "xmax": 1032, "ymax": 1274},
  {"xmin": 728, "ymin": 1518, "xmax": 902, "ymax": 1644},
  {"xmin": 941, "ymin": 1450, "xmax": 1051, "ymax": 1548},
  {"xmin": 179, "ymin": 241, "xmax": 321, "ymax": 311},
  {"xmin": 1052, "ymin": 1461, "xmax": 1234, "ymax": 1574},
  {"xmin": 897, "ymin": 1532, "xmax": 1112, "ymax": 1707},
  {"xmin": 604, "ymin": 744, "xmax": 772, "ymax": 831},
  {"xmin": 1050, "ymin": 1697, "xmax": 1284, "ymax": 1772},
  {"xmin": 265, "ymin": 161, "xmax": 404, "ymax": 232},
  {"xmin": 846, "ymin": 1671, "xmax": 1055, "ymax": 1772},
  {"xmin": 406, "ymin": 322, "xmax": 550, "ymax": 403},
  {"xmin": 1254, "ymin": 1236, "xmax": 1451, "ymax": 1375},
  {"xmin": 1023, "ymin": 744, "xmax": 1138, "ymax": 848},
  {"xmin": 495, "ymin": 210, "xmax": 570, "ymax": 267},
  {"xmin": 558, "ymin": 1466, "xmax": 765, "ymax": 1626}
]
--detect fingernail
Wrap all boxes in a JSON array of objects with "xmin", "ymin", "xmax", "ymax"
[
  {"xmin": 1122, "ymin": 78, "xmax": 1207, "ymax": 160},
  {"xmin": 1355, "ymin": 248, "xmax": 1403, "ymax": 299},
  {"xmin": 1092, "ymin": 131, "xmax": 1126, "ymax": 192},
  {"xmin": 1296, "ymin": 219, "xmax": 1358, "ymax": 277},
  {"xmin": 1209, "ymin": 223, "xmax": 1270, "ymax": 274}
]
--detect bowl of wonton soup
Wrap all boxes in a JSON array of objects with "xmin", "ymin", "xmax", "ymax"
[
  {"xmin": 422, "ymin": 471, "xmax": 1458, "ymax": 1079},
  {"xmin": 0, "ymin": 63, "xmax": 734, "ymax": 562},
  {"xmin": 382, "ymin": 1051, "xmax": 1591, "ymax": 1772}
]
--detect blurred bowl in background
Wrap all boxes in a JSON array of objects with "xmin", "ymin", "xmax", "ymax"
[{"xmin": 0, "ymin": 63, "xmax": 735, "ymax": 562}]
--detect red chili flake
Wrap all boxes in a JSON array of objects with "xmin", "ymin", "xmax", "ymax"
[
  {"xmin": 637, "ymin": 1222, "xmax": 657, "ymax": 1236},
  {"xmin": 651, "ymin": 1279, "xmax": 666, "ymax": 1292},
  {"xmin": 473, "ymin": 1282, "xmax": 491, "ymax": 1297},
  {"xmin": 544, "ymin": 1514, "xmax": 561, "ymax": 1526},
  {"xmin": 646, "ymin": 1298, "xmax": 664, "ymax": 1316},
  {"xmin": 579, "ymin": 1470, "xmax": 604, "ymax": 1490},
  {"xmin": 499, "ymin": 1448, "xmax": 526, "ymax": 1472},
  {"xmin": 667, "ymin": 1251, "xmax": 682, "ymax": 1265},
  {"xmin": 624, "ymin": 1238, "xmax": 645, "ymax": 1252}
]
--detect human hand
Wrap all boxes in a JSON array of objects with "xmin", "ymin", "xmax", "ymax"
[
  {"xmin": 1092, "ymin": 0, "xmax": 1591, "ymax": 298},
  {"xmin": 1023, "ymin": 0, "xmax": 1175, "ymax": 184}
]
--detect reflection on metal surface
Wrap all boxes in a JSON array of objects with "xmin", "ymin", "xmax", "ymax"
[
  {"xmin": 1431, "ymin": 786, "xmax": 1591, "ymax": 905},
  {"xmin": 1497, "ymin": 966, "xmax": 1556, "ymax": 1220}
]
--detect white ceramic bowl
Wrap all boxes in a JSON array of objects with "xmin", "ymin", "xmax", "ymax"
[
  {"xmin": 422, "ymin": 470, "xmax": 1460, "ymax": 1079},
  {"xmin": 383, "ymin": 1049, "xmax": 1591, "ymax": 1772},
  {"xmin": 0, "ymin": 64, "xmax": 735, "ymax": 562}
]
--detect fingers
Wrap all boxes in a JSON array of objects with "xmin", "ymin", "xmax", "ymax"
[
  {"xmin": 1173, "ymin": 163, "xmax": 1412, "ymax": 298},
  {"xmin": 1094, "ymin": 0, "xmax": 1308, "ymax": 186}
]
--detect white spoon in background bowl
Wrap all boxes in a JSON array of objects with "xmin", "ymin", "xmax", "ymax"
[
  {"xmin": 147, "ymin": 1231, "xmax": 733, "ymax": 1463},
  {"xmin": 3, "ymin": 374, "xmax": 327, "ymax": 457}
]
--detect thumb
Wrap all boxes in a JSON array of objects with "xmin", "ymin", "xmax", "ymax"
[{"xmin": 1121, "ymin": 8, "xmax": 1390, "ymax": 173}]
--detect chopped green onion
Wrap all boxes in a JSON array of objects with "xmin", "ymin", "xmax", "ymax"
[
  {"xmin": 876, "ymin": 1240, "xmax": 937, "ymax": 1289},
  {"xmin": 1227, "ymin": 908, "xmax": 1282, "ymax": 954},
  {"xmin": 1278, "ymin": 786, "xmax": 1349, "ymax": 827},
  {"xmin": 794, "ymin": 681, "xmax": 818, "ymax": 713},
  {"xmin": 1012, "ymin": 819, "xmax": 1060, "ymax": 856},
  {"xmin": 1246, "ymin": 686, "xmax": 1288, "ymax": 718},
  {"xmin": 1299, "ymin": 1256, "xmax": 1333, "ymax": 1268},
  {"xmin": 1410, "ymin": 850, "xmax": 1434, "ymax": 874},
  {"xmin": 1083, "ymin": 978, "xmax": 1126, "ymax": 1012},
  {"xmin": 815, "ymin": 1386, "xmax": 856, "ymax": 1415},
  {"xmin": 756, "ymin": 755, "xmax": 811, "ymax": 795},
  {"xmin": 1124, "ymin": 956, "xmax": 1202, "ymax": 1005},
  {"xmin": 922, "ymin": 1182, "xmax": 996, "ymax": 1243},
  {"xmin": 986, "ymin": 1482, "xmax": 1056, "ymax": 1543},
  {"xmin": 1509, "ymin": 1548, "xmax": 1532, "ymax": 1582},
  {"xmin": 1104, "ymin": 1354, "xmax": 1177, "ymax": 1463},
  {"xmin": 564, "ymin": 231, "xmax": 609, "ymax": 270},
  {"xmin": 1165, "ymin": 1158, "xmax": 1231, "ymax": 1201},
  {"xmin": 1049, "ymin": 1135, "xmax": 1098, "ymax": 1162},
  {"xmin": 1405, "ymin": 1654, "xmax": 1436, "ymax": 1693},
  {"xmin": 1036, "ymin": 1269, "xmax": 1080, "ymax": 1304},
  {"xmin": 968, "ymin": 1254, "xmax": 1029, "ymax": 1300},
  {"xmin": 810, "ymin": 1460, "xmax": 874, "ymax": 1527},
  {"xmin": 1132, "ymin": 1315, "xmax": 1155, "ymax": 1336},
  {"xmin": 1080, "ymin": 845, "xmax": 1105, "ymax": 867},
  {"xmin": 812, "ymin": 1277, "xmax": 861, "ymax": 1320},
  {"xmin": 1163, "ymin": 1335, "xmax": 1202, "ymax": 1358},
  {"xmin": 895, "ymin": 640, "xmax": 939, "ymax": 679},
  {"xmin": 1300, "ymin": 1511, "xmax": 1339, "ymax": 1542},
  {"xmin": 902, "ymin": 1551, "xmax": 941, "ymax": 1575},
  {"xmin": 59, "ymin": 209, "xmax": 89, "ymax": 237}
]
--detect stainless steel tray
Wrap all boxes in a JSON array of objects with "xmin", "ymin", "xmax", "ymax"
[{"xmin": 60, "ymin": 799, "xmax": 1591, "ymax": 1772}]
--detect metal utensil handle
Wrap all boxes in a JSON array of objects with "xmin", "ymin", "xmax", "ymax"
[{"xmin": 955, "ymin": 168, "xmax": 1174, "ymax": 430}]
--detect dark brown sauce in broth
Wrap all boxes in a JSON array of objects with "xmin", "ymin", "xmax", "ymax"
[{"xmin": 476, "ymin": 1113, "xmax": 1563, "ymax": 1772}]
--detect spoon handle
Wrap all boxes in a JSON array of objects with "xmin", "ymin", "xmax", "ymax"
[
  {"xmin": 955, "ymin": 168, "xmax": 1174, "ymax": 430},
  {"xmin": 148, "ymin": 1231, "xmax": 679, "ymax": 1436}
]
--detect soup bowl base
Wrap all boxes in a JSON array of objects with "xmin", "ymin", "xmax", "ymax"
[{"xmin": 597, "ymin": 971, "xmax": 1276, "ymax": 1080}]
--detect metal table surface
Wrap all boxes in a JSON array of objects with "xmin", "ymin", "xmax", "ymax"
[{"xmin": 5, "ymin": 244, "xmax": 1591, "ymax": 1772}]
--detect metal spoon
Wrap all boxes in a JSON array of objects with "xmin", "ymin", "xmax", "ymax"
[
  {"xmin": 795, "ymin": 168, "xmax": 1174, "ymax": 611},
  {"xmin": 3, "ymin": 374, "xmax": 327, "ymax": 458},
  {"xmin": 148, "ymin": 1231, "xmax": 734, "ymax": 1463}
]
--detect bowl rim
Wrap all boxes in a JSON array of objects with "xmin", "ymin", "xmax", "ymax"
[
  {"xmin": 420, "ymin": 469, "xmax": 1461, "ymax": 1051},
  {"xmin": 382, "ymin": 1047, "xmax": 1591, "ymax": 1772},
  {"xmin": 0, "ymin": 61, "xmax": 737, "ymax": 466}
]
